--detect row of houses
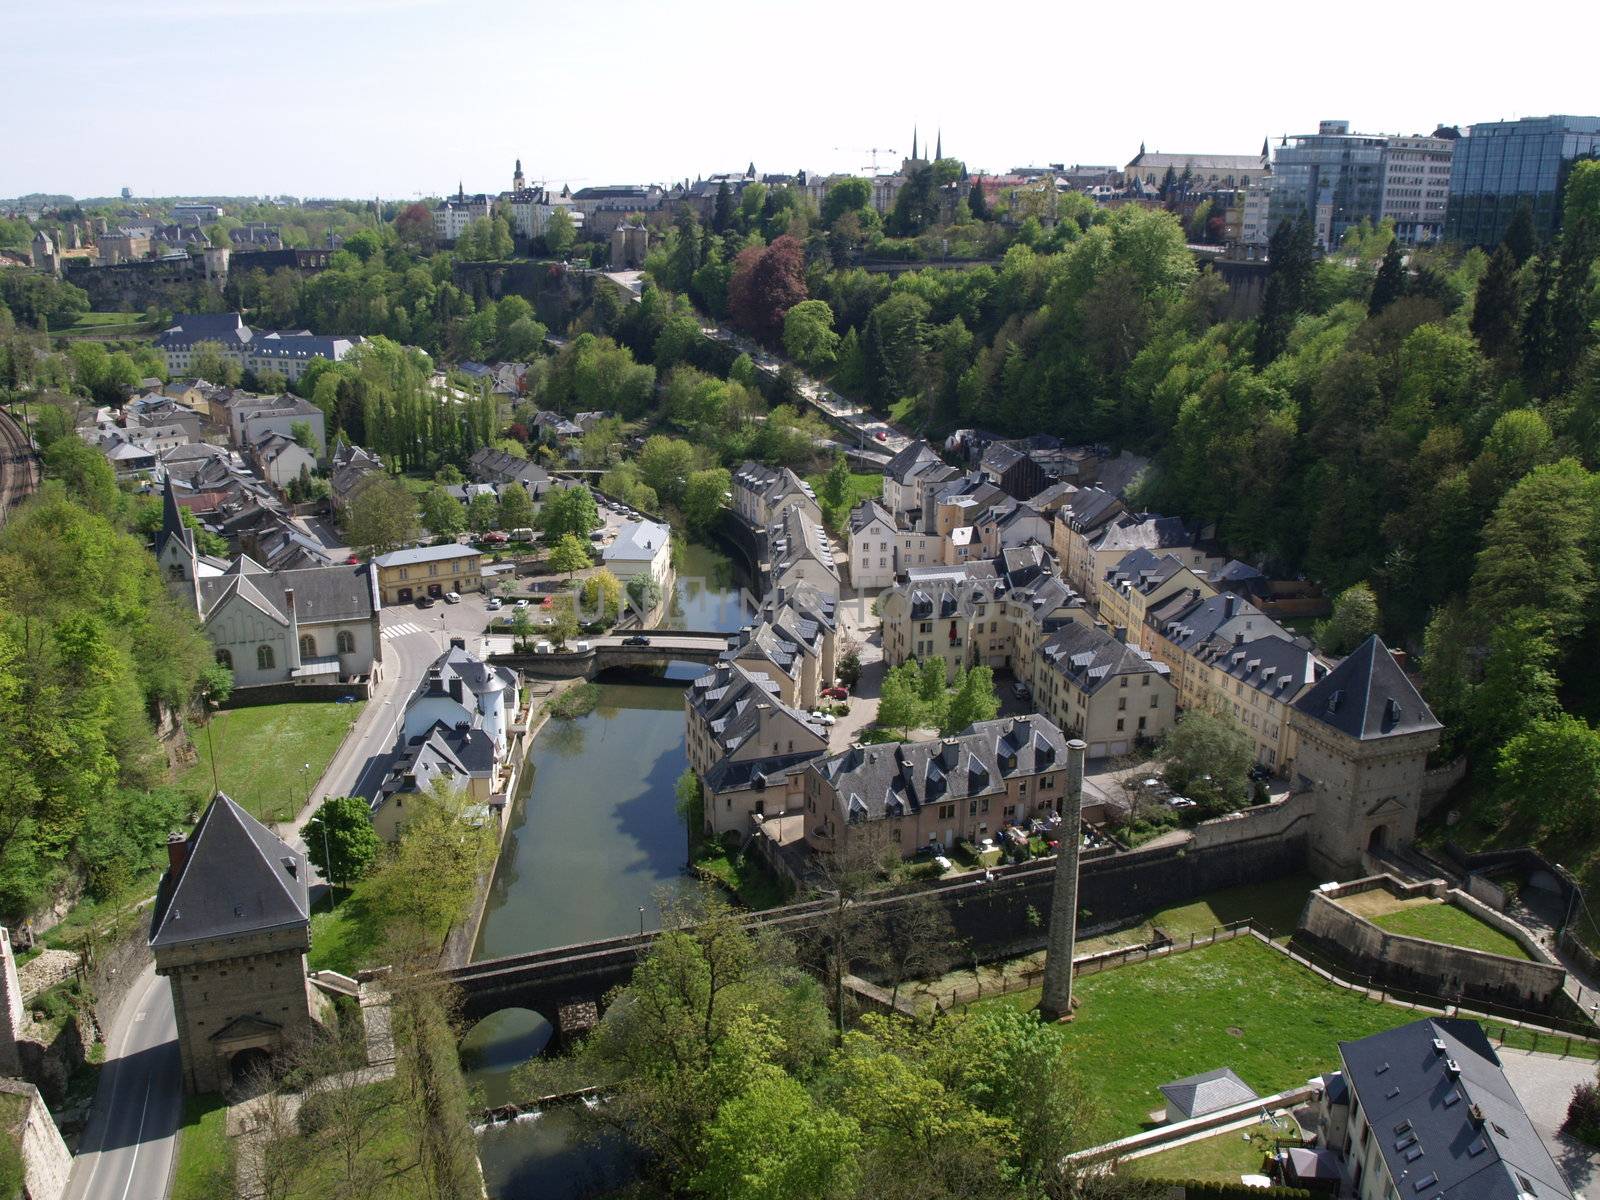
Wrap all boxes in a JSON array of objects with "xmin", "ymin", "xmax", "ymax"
[
  {"xmin": 730, "ymin": 462, "xmax": 841, "ymax": 601},
  {"xmin": 154, "ymin": 311, "xmax": 359, "ymax": 385}
]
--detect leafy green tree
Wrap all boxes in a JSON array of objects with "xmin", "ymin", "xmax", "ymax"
[
  {"xmin": 543, "ymin": 208, "xmax": 576, "ymax": 257},
  {"xmin": 187, "ymin": 339, "xmax": 241, "ymax": 386},
  {"xmin": 1502, "ymin": 202, "xmax": 1537, "ymax": 266},
  {"xmin": 1315, "ymin": 582, "xmax": 1380, "ymax": 655},
  {"xmin": 510, "ymin": 606, "xmax": 534, "ymax": 651},
  {"xmin": 820, "ymin": 453, "xmax": 851, "ymax": 515},
  {"xmin": 627, "ymin": 574, "xmax": 663, "ymax": 617},
  {"xmin": 783, "ymin": 299, "xmax": 840, "ymax": 372},
  {"xmin": 537, "ymin": 484, "xmax": 598, "ymax": 539},
  {"xmin": 877, "ymin": 663, "xmax": 927, "ymax": 738},
  {"xmin": 304, "ymin": 795, "xmax": 381, "ymax": 891},
  {"xmin": 682, "ymin": 467, "xmax": 730, "ymax": 532},
  {"xmin": 548, "ymin": 532, "xmax": 591, "ymax": 579},
  {"xmin": 497, "ymin": 483, "xmax": 534, "ymax": 532},
  {"xmin": 342, "ymin": 475, "xmax": 419, "ymax": 557},
  {"xmin": 636, "ymin": 435, "xmax": 699, "ymax": 507},
  {"xmin": 675, "ymin": 767, "xmax": 704, "ymax": 834},
  {"xmin": 821, "ymin": 177, "xmax": 872, "ymax": 228},
  {"xmin": 43, "ymin": 438, "xmax": 120, "ymax": 516},
  {"xmin": 695, "ymin": 1072, "xmax": 861, "ymax": 1200},
  {"xmin": 581, "ymin": 568, "xmax": 622, "ymax": 623},
  {"xmin": 466, "ymin": 490, "xmax": 499, "ymax": 534},
  {"xmin": 1467, "ymin": 613, "xmax": 1560, "ymax": 750},
  {"xmin": 289, "ymin": 419, "xmax": 315, "ymax": 450},
  {"xmin": 942, "ymin": 665, "xmax": 999, "ymax": 735},
  {"xmin": 1157, "ymin": 710, "xmax": 1253, "ymax": 816},
  {"xmin": 419, "ymin": 484, "xmax": 464, "ymax": 541},
  {"xmin": 1498, "ymin": 713, "xmax": 1600, "ymax": 841}
]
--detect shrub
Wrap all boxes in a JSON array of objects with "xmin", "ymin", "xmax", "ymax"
[
  {"xmin": 1565, "ymin": 1080, "xmax": 1600, "ymax": 1147},
  {"xmin": 547, "ymin": 683, "xmax": 600, "ymax": 720}
]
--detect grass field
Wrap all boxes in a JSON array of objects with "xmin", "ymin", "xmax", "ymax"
[
  {"xmin": 1126, "ymin": 1119, "xmax": 1298, "ymax": 1182},
  {"xmin": 694, "ymin": 845, "xmax": 788, "ymax": 910},
  {"xmin": 278, "ymin": 1078, "xmax": 427, "ymax": 1199},
  {"xmin": 973, "ymin": 936, "xmax": 1418, "ymax": 1138},
  {"xmin": 308, "ymin": 889, "xmax": 383, "ymax": 975},
  {"xmin": 806, "ymin": 470, "xmax": 883, "ymax": 532},
  {"xmin": 171, "ymin": 1094, "xmax": 232, "ymax": 1200},
  {"xmin": 179, "ymin": 701, "xmax": 365, "ymax": 823},
  {"xmin": 1370, "ymin": 901, "xmax": 1532, "ymax": 960}
]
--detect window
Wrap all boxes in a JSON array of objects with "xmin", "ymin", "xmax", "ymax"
[
  {"xmin": 215, "ymin": 649, "xmax": 232, "ymax": 670},
  {"xmin": 1150, "ymin": 694, "xmax": 1160, "ymax": 708},
  {"xmin": 1117, "ymin": 697, "xmax": 1127, "ymax": 711},
  {"xmin": 938, "ymin": 804, "xmax": 955, "ymax": 820},
  {"xmin": 1120, "ymin": 676, "xmax": 1128, "ymax": 688},
  {"xmin": 257, "ymin": 644, "xmax": 275, "ymax": 670},
  {"xmin": 337, "ymin": 630, "xmax": 355, "ymax": 654},
  {"xmin": 299, "ymin": 634, "xmax": 316, "ymax": 659},
  {"xmin": 1116, "ymin": 718, "xmax": 1124, "ymax": 732}
]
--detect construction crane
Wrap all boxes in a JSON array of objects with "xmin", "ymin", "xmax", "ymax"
[{"xmin": 834, "ymin": 147, "xmax": 898, "ymax": 173}]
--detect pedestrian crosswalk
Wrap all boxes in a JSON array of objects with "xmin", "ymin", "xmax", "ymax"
[{"xmin": 382, "ymin": 621, "xmax": 429, "ymax": 640}]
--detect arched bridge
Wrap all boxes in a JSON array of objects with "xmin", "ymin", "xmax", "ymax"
[{"xmin": 491, "ymin": 631, "xmax": 731, "ymax": 680}]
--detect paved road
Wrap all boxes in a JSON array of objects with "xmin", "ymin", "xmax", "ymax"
[{"xmin": 63, "ymin": 966, "xmax": 181, "ymax": 1200}]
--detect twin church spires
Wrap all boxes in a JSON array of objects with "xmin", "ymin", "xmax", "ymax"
[{"xmin": 910, "ymin": 126, "xmax": 943, "ymax": 163}]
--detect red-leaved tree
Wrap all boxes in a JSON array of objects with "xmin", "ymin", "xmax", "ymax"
[{"xmin": 726, "ymin": 235, "xmax": 808, "ymax": 345}]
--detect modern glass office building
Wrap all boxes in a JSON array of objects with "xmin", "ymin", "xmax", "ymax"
[
  {"xmin": 1268, "ymin": 121, "xmax": 1388, "ymax": 250},
  {"xmin": 1445, "ymin": 115, "xmax": 1600, "ymax": 247}
]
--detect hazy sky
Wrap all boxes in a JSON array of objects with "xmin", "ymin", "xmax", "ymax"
[{"xmin": 6, "ymin": 0, "xmax": 1595, "ymax": 201}]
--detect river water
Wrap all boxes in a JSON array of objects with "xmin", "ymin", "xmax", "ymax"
[{"xmin": 469, "ymin": 538, "xmax": 753, "ymax": 1198}]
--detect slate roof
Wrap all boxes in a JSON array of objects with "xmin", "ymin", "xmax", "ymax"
[
  {"xmin": 199, "ymin": 561, "xmax": 375, "ymax": 625},
  {"xmin": 604, "ymin": 519, "xmax": 670, "ymax": 563},
  {"xmin": 1294, "ymin": 635, "xmax": 1441, "ymax": 741},
  {"xmin": 848, "ymin": 498, "xmax": 896, "ymax": 536},
  {"xmin": 149, "ymin": 793, "xmax": 310, "ymax": 949},
  {"xmin": 812, "ymin": 716, "xmax": 1069, "ymax": 824},
  {"xmin": 883, "ymin": 440, "xmax": 942, "ymax": 482},
  {"xmin": 1148, "ymin": 590, "xmax": 1290, "ymax": 656},
  {"xmin": 686, "ymin": 663, "xmax": 827, "ymax": 758},
  {"xmin": 1159, "ymin": 1067, "xmax": 1258, "ymax": 1119},
  {"xmin": 1339, "ymin": 1018, "xmax": 1573, "ymax": 1200},
  {"xmin": 375, "ymin": 721, "xmax": 497, "ymax": 811},
  {"xmin": 1058, "ymin": 486, "xmax": 1125, "ymax": 534},
  {"xmin": 1037, "ymin": 623, "xmax": 1169, "ymax": 696},
  {"xmin": 1104, "ymin": 547, "xmax": 1192, "ymax": 596},
  {"xmin": 410, "ymin": 643, "xmax": 514, "ymax": 707},
  {"xmin": 154, "ymin": 312, "xmax": 252, "ymax": 349},
  {"xmin": 371, "ymin": 544, "xmax": 482, "ymax": 569},
  {"xmin": 1092, "ymin": 514, "xmax": 1198, "ymax": 556},
  {"xmin": 1197, "ymin": 632, "xmax": 1320, "ymax": 702},
  {"xmin": 468, "ymin": 446, "xmax": 549, "ymax": 488}
]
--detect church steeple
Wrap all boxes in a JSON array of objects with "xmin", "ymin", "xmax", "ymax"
[
  {"xmin": 513, "ymin": 158, "xmax": 525, "ymax": 191},
  {"xmin": 457, "ymin": 180, "xmax": 464, "ymax": 202},
  {"xmin": 1261, "ymin": 136, "xmax": 1270, "ymax": 160},
  {"xmin": 912, "ymin": 126, "xmax": 918, "ymax": 161},
  {"xmin": 935, "ymin": 129, "xmax": 942, "ymax": 161}
]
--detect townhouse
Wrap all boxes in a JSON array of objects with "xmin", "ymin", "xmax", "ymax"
[
  {"xmin": 1030, "ymin": 623, "xmax": 1176, "ymax": 758},
  {"xmin": 1097, "ymin": 547, "xmax": 1218, "ymax": 647},
  {"xmin": 802, "ymin": 716, "xmax": 1072, "ymax": 858},
  {"xmin": 766, "ymin": 503, "xmax": 840, "ymax": 600},
  {"xmin": 722, "ymin": 583, "xmax": 838, "ymax": 712}
]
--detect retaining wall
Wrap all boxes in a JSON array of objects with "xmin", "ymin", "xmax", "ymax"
[
  {"xmin": 1295, "ymin": 875, "xmax": 1565, "ymax": 1013},
  {"xmin": 0, "ymin": 1079, "xmax": 70, "ymax": 1200},
  {"xmin": 217, "ymin": 679, "xmax": 372, "ymax": 707}
]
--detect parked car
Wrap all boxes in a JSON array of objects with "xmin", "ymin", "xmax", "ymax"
[
  {"xmin": 443, "ymin": 591, "xmax": 461, "ymax": 604},
  {"xmin": 821, "ymin": 686, "xmax": 849, "ymax": 701},
  {"xmin": 622, "ymin": 635, "xmax": 651, "ymax": 646},
  {"xmin": 481, "ymin": 531, "xmax": 509, "ymax": 545},
  {"xmin": 486, "ymin": 597, "xmax": 502, "ymax": 611},
  {"xmin": 514, "ymin": 599, "xmax": 530, "ymax": 609},
  {"xmin": 1010, "ymin": 682, "xmax": 1030, "ymax": 700},
  {"xmin": 344, "ymin": 555, "xmax": 360, "ymax": 565},
  {"xmin": 508, "ymin": 527, "xmax": 534, "ymax": 542},
  {"xmin": 416, "ymin": 595, "xmax": 436, "ymax": 609}
]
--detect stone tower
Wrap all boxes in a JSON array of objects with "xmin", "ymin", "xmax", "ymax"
[
  {"xmin": 29, "ymin": 231, "xmax": 57, "ymax": 275},
  {"xmin": 155, "ymin": 475, "xmax": 202, "ymax": 612},
  {"xmin": 150, "ymin": 794, "xmax": 316, "ymax": 1094},
  {"xmin": 513, "ymin": 158, "xmax": 525, "ymax": 191},
  {"xmin": 1289, "ymin": 636, "xmax": 1442, "ymax": 879},
  {"xmin": 1038, "ymin": 738, "xmax": 1087, "ymax": 1021}
]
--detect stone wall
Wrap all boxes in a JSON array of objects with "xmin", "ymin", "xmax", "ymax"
[
  {"xmin": 1190, "ymin": 790, "xmax": 1315, "ymax": 851},
  {"xmin": 1295, "ymin": 876, "xmax": 1566, "ymax": 1013},
  {"xmin": 218, "ymin": 679, "xmax": 373, "ymax": 708},
  {"xmin": 0, "ymin": 1079, "xmax": 71, "ymax": 1200}
]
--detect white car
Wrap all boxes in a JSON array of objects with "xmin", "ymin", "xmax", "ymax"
[
  {"xmin": 933, "ymin": 855, "xmax": 953, "ymax": 872},
  {"xmin": 514, "ymin": 599, "xmax": 530, "ymax": 609},
  {"xmin": 486, "ymin": 597, "xmax": 502, "ymax": 611},
  {"xmin": 443, "ymin": 591, "xmax": 461, "ymax": 604}
]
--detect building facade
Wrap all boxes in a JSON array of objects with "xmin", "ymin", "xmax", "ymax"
[
  {"xmin": 1445, "ymin": 114, "xmax": 1600, "ymax": 246},
  {"xmin": 1378, "ymin": 134, "xmax": 1455, "ymax": 245},
  {"xmin": 371, "ymin": 544, "xmax": 485, "ymax": 604}
]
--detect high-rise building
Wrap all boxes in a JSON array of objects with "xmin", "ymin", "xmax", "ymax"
[
  {"xmin": 1444, "ymin": 115, "xmax": 1600, "ymax": 247},
  {"xmin": 1379, "ymin": 134, "xmax": 1455, "ymax": 245},
  {"xmin": 1268, "ymin": 120, "xmax": 1388, "ymax": 250}
]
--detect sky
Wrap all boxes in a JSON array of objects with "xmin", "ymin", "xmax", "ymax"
[{"xmin": 6, "ymin": 0, "xmax": 1596, "ymax": 201}]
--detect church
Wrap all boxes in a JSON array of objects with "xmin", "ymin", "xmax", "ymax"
[{"xmin": 156, "ymin": 477, "xmax": 383, "ymax": 689}]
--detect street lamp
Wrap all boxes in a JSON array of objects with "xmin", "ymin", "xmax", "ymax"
[{"xmin": 638, "ymin": 906, "xmax": 645, "ymax": 938}]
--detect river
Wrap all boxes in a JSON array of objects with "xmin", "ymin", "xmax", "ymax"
[{"xmin": 468, "ymin": 538, "xmax": 753, "ymax": 1198}]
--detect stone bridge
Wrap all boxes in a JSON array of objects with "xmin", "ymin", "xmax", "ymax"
[{"xmin": 491, "ymin": 631, "xmax": 731, "ymax": 680}]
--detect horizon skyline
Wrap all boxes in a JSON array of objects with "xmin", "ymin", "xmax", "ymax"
[{"xmin": 6, "ymin": 0, "xmax": 1595, "ymax": 201}]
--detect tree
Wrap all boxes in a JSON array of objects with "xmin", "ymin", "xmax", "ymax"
[
  {"xmin": 543, "ymin": 207, "xmax": 576, "ymax": 258},
  {"xmin": 877, "ymin": 662, "xmax": 928, "ymax": 738},
  {"xmin": 1467, "ymin": 244, "xmax": 1521, "ymax": 366},
  {"xmin": 783, "ymin": 299, "xmax": 840, "ymax": 372},
  {"xmin": 289, "ymin": 420, "xmax": 315, "ymax": 450},
  {"xmin": 1467, "ymin": 613, "xmax": 1560, "ymax": 750},
  {"xmin": 942, "ymin": 665, "xmax": 999, "ymax": 736},
  {"xmin": 1503, "ymin": 202, "xmax": 1537, "ymax": 266},
  {"xmin": 304, "ymin": 795, "xmax": 380, "ymax": 892},
  {"xmin": 1499, "ymin": 713, "xmax": 1600, "ymax": 841},
  {"xmin": 1157, "ymin": 710, "xmax": 1253, "ymax": 816},
  {"xmin": 419, "ymin": 484, "xmax": 464, "ymax": 541},
  {"xmin": 1254, "ymin": 217, "xmax": 1316, "ymax": 366},
  {"xmin": 967, "ymin": 179, "xmax": 989, "ymax": 221},
  {"xmin": 682, "ymin": 467, "xmax": 730, "ymax": 533},
  {"xmin": 581, "ymin": 568, "xmax": 622, "ymax": 624},
  {"xmin": 695, "ymin": 1072, "xmax": 862, "ymax": 1200},
  {"xmin": 1315, "ymin": 582, "xmax": 1380, "ymax": 655},
  {"xmin": 538, "ymin": 484, "xmax": 598, "ymax": 539},
  {"xmin": 342, "ymin": 475, "xmax": 419, "ymax": 557},
  {"xmin": 510, "ymin": 605, "xmax": 535, "ymax": 652},
  {"xmin": 727, "ymin": 235, "xmax": 809, "ymax": 344},
  {"xmin": 465, "ymin": 490, "xmax": 498, "ymax": 534},
  {"xmin": 637, "ymin": 435, "xmax": 699, "ymax": 507},
  {"xmin": 496, "ymin": 483, "xmax": 534, "ymax": 532},
  {"xmin": 869, "ymin": 888, "xmax": 960, "ymax": 1010},
  {"xmin": 675, "ymin": 767, "xmax": 704, "ymax": 834},
  {"xmin": 187, "ymin": 339, "xmax": 242, "ymax": 386},
  {"xmin": 1368, "ymin": 242, "xmax": 1405, "ymax": 315},
  {"xmin": 821, "ymin": 177, "xmax": 872, "ymax": 228},
  {"xmin": 820, "ymin": 453, "xmax": 851, "ymax": 519},
  {"xmin": 627, "ymin": 574, "xmax": 663, "ymax": 618},
  {"xmin": 548, "ymin": 532, "xmax": 590, "ymax": 579}
]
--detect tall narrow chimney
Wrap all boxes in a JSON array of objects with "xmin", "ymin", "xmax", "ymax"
[
  {"xmin": 167, "ymin": 832, "xmax": 190, "ymax": 877},
  {"xmin": 1039, "ymin": 738, "xmax": 1087, "ymax": 1022}
]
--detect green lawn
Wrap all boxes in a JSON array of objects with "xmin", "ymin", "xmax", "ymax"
[
  {"xmin": 973, "ymin": 936, "xmax": 1418, "ymax": 1138},
  {"xmin": 694, "ymin": 846, "xmax": 788, "ymax": 910},
  {"xmin": 1371, "ymin": 902, "xmax": 1532, "ymax": 960},
  {"xmin": 887, "ymin": 395, "xmax": 919, "ymax": 425},
  {"xmin": 1126, "ymin": 1119, "xmax": 1298, "ymax": 1182},
  {"xmin": 308, "ymin": 889, "xmax": 383, "ymax": 975},
  {"xmin": 806, "ymin": 470, "xmax": 884, "ymax": 532},
  {"xmin": 171, "ymin": 1094, "xmax": 232, "ymax": 1200},
  {"xmin": 179, "ymin": 701, "xmax": 366, "ymax": 823}
]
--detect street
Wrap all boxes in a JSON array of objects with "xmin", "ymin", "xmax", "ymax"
[{"xmin": 63, "ymin": 967, "xmax": 181, "ymax": 1200}]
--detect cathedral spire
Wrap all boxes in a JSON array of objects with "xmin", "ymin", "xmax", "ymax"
[
  {"xmin": 912, "ymin": 126, "xmax": 918, "ymax": 161},
  {"xmin": 935, "ymin": 129, "xmax": 942, "ymax": 160},
  {"xmin": 1261, "ymin": 136, "xmax": 1270, "ymax": 160}
]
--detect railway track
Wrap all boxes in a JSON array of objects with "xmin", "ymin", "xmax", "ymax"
[{"xmin": 0, "ymin": 407, "xmax": 41, "ymax": 524}]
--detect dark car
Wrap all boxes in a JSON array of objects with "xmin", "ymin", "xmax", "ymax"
[
  {"xmin": 416, "ymin": 595, "xmax": 436, "ymax": 609},
  {"xmin": 622, "ymin": 635, "xmax": 651, "ymax": 647}
]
